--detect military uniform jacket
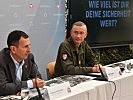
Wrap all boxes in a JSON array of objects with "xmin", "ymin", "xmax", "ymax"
[
  {"xmin": 0, "ymin": 48, "xmax": 42, "ymax": 96},
  {"xmin": 53, "ymin": 37, "xmax": 98, "ymax": 77}
]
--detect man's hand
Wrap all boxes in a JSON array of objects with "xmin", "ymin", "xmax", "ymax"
[
  {"xmin": 32, "ymin": 78, "xmax": 45, "ymax": 88},
  {"xmin": 92, "ymin": 64, "xmax": 104, "ymax": 73}
]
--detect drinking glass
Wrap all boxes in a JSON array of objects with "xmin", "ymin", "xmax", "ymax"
[
  {"xmin": 21, "ymin": 88, "xmax": 29, "ymax": 99},
  {"xmin": 125, "ymin": 60, "xmax": 132, "ymax": 73}
]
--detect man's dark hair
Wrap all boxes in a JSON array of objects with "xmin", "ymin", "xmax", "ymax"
[{"xmin": 7, "ymin": 30, "xmax": 29, "ymax": 48}]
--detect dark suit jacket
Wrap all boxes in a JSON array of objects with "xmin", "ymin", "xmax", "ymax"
[{"xmin": 0, "ymin": 48, "xmax": 42, "ymax": 96}]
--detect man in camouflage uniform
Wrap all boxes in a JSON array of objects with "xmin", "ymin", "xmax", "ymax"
[{"xmin": 53, "ymin": 21, "xmax": 103, "ymax": 77}]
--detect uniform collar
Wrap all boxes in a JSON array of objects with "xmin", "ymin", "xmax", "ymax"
[{"xmin": 67, "ymin": 37, "xmax": 84, "ymax": 54}]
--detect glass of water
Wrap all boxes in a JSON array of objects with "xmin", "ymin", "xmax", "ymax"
[
  {"xmin": 125, "ymin": 60, "xmax": 132, "ymax": 73},
  {"xmin": 21, "ymin": 87, "xmax": 29, "ymax": 99}
]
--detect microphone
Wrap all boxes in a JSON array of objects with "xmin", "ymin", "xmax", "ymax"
[
  {"xmin": 31, "ymin": 59, "xmax": 45, "ymax": 100},
  {"xmin": 93, "ymin": 65, "xmax": 108, "ymax": 81}
]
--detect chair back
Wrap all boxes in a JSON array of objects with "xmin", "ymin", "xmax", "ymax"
[{"xmin": 47, "ymin": 61, "xmax": 56, "ymax": 79}]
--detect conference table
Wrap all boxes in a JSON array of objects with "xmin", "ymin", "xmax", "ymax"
[
  {"xmin": 29, "ymin": 60, "xmax": 133, "ymax": 100},
  {"xmin": 55, "ymin": 71, "xmax": 133, "ymax": 100},
  {"xmin": 53, "ymin": 67, "xmax": 133, "ymax": 100},
  {"xmin": 1, "ymin": 61, "xmax": 133, "ymax": 100}
]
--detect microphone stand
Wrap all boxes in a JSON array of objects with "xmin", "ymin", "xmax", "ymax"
[
  {"xmin": 31, "ymin": 59, "xmax": 45, "ymax": 100},
  {"xmin": 93, "ymin": 65, "xmax": 108, "ymax": 81},
  {"xmin": 93, "ymin": 50, "xmax": 108, "ymax": 81},
  {"xmin": 35, "ymin": 77, "xmax": 45, "ymax": 100}
]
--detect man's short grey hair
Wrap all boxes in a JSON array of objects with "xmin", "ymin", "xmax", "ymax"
[
  {"xmin": 72, "ymin": 21, "xmax": 86, "ymax": 26},
  {"xmin": 72, "ymin": 21, "xmax": 87, "ymax": 33}
]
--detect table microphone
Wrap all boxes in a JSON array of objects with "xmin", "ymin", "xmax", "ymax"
[
  {"xmin": 93, "ymin": 65, "xmax": 108, "ymax": 81},
  {"xmin": 31, "ymin": 59, "xmax": 45, "ymax": 100}
]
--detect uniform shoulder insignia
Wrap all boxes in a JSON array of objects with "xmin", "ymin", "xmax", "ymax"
[{"xmin": 62, "ymin": 53, "xmax": 67, "ymax": 60}]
